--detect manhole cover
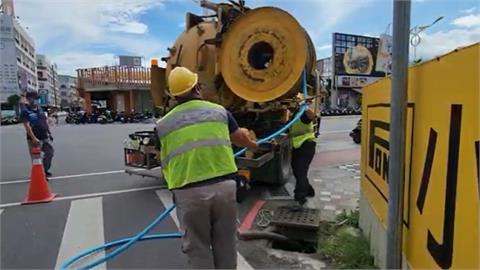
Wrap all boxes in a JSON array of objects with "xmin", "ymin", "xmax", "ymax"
[{"xmin": 271, "ymin": 207, "xmax": 320, "ymax": 230}]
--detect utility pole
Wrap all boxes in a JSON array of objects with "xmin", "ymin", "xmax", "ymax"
[
  {"xmin": 52, "ymin": 64, "xmax": 57, "ymax": 108},
  {"xmin": 387, "ymin": 0, "xmax": 410, "ymax": 269}
]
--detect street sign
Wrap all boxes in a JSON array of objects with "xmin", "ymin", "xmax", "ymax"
[{"xmin": 360, "ymin": 43, "xmax": 479, "ymax": 269}]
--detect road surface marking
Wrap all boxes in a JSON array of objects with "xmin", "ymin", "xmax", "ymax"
[
  {"xmin": 239, "ymin": 200, "xmax": 266, "ymax": 233},
  {"xmin": 1, "ymin": 168, "xmax": 157, "ymax": 185},
  {"xmin": 55, "ymin": 197, "xmax": 106, "ymax": 269},
  {"xmin": 1, "ymin": 170, "xmax": 126, "ymax": 185},
  {"xmin": 0, "ymin": 185, "xmax": 167, "ymax": 209},
  {"xmin": 155, "ymin": 189, "xmax": 254, "ymax": 270},
  {"xmin": 155, "ymin": 190, "xmax": 179, "ymax": 226}
]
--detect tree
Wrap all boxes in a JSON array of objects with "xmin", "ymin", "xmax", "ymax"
[{"xmin": 6, "ymin": 94, "xmax": 21, "ymax": 116}]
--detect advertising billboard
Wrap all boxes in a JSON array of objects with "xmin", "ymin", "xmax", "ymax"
[
  {"xmin": 332, "ymin": 32, "xmax": 386, "ymax": 88},
  {"xmin": 119, "ymin": 56, "xmax": 142, "ymax": 67}
]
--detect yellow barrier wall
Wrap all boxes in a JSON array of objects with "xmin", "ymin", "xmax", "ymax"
[{"xmin": 361, "ymin": 43, "xmax": 479, "ymax": 269}]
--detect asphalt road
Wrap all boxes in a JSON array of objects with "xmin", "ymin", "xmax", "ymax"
[{"xmin": 0, "ymin": 116, "xmax": 359, "ymax": 269}]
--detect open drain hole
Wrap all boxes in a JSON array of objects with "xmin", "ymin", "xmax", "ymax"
[{"xmin": 271, "ymin": 239, "xmax": 317, "ymax": 254}]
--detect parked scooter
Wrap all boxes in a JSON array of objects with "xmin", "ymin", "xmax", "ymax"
[{"xmin": 349, "ymin": 119, "xmax": 361, "ymax": 144}]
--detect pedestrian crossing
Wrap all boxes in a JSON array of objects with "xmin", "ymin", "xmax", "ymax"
[
  {"xmin": 1, "ymin": 190, "xmax": 187, "ymax": 269},
  {"xmin": 55, "ymin": 197, "xmax": 106, "ymax": 269},
  {"xmin": 1, "ymin": 188, "xmax": 254, "ymax": 269}
]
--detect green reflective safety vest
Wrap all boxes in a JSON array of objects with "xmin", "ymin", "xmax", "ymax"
[
  {"xmin": 156, "ymin": 100, "xmax": 237, "ymax": 189},
  {"xmin": 290, "ymin": 117, "xmax": 316, "ymax": 149}
]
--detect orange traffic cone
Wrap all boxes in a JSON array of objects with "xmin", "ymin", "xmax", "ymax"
[{"xmin": 22, "ymin": 146, "xmax": 58, "ymax": 205}]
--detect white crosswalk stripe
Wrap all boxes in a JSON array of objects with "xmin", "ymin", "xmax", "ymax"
[
  {"xmin": 3, "ymin": 189, "xmax": 254, "ymax": 269},
  {"xmin": 55, "ymin": 197, "xmax": 106, "ymax": 269}
]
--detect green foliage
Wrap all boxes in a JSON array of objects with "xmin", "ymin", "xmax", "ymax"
[
  {"xmin": 317, "ymin": 209, "xmax": 377, "ymax": 269},
  {"xmin": 319, "ymin": 228, "xmax": 376, "ymax": 269},
  {"xmin": 336, "ymin": 209, "xmax": 360, "ymax": 228},
  {"xmin": 7, "ymin": 94, "xmax": 20, "ymax": 107}
]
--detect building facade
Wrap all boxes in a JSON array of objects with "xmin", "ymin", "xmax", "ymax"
[
  {"xmin": 77, "ymin": 64, "xmax": 152, "ymax": 113},
  {"xmin": 36, "ymin": 54, "xmax": 60, "ymax": 107},
  {"xmin": 0, "ymin": 0, "xmax": 37, "ymax": 103},
  {"xmin": 316, "ymin": 57, "xmax": 332, "ymax": 79},
  {"xmin": 316, "ymin": 57, "xmax": 333, "ymax": 109},
  {"xmin": 58, "ymin": 74, "xmax": 83, "ymax": 110}
]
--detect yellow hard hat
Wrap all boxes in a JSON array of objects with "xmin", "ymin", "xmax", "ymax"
[{"xmin": 168, "ymin": 66, "xmax": 198, "ymax": 96}]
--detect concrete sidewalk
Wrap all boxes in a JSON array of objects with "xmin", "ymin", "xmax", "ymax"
[
  {"xmin": 303, "ymin": 162, "xmax": 360, "ymax": 221},
  {"xmin": 284, "ymin": 135, "xmax": 361, "ymax": 221}
]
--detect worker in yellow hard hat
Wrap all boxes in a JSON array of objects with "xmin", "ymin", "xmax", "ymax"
[{"xmin": 156, "ymin": 66, "xmax": 257, "ymax": 269}]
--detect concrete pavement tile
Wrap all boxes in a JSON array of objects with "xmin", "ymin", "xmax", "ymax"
[{"xmin": 324, "ymin": 205, "xmax": 336, "ymax": 211}]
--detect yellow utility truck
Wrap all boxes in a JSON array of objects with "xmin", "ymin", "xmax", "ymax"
[{"xmin": 126, "ymin": 0, "xmax": 323, "ymax": 188}]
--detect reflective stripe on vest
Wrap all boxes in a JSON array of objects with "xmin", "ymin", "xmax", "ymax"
[
  {"xmin": 161, "ymin": 138, "xmax": 231, "ymax": 167},
  {"xmin": 290, "ymin": 120, "xmax": 315, "ymax": 149},
  {"xmin": 156, "ymin": 107, "xmax": 228, "ymax": 139},
  {"xmin": 157, "ymin": 100, "xmax": 237, "ymax": 189}
]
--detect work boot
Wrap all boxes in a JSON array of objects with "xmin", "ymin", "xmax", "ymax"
[
  {"xmin": 288, "ymin": 201, "xmax": 304, "ymax": 211},
  {"xmin": 294, "ymin": 194, "xmax": 307, "ymax": 206},
  {"xmin": 307, "ymin": 185, "xmax": 315, "ymax": 197},
  {"xmin": 45, "ymin": 171, "xmax": 52, "ymax": 177}
]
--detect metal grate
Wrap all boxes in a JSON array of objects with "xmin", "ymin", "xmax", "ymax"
[{"xmin": 271, "ymin": 206, "xmax": 320, "ymax": 230}]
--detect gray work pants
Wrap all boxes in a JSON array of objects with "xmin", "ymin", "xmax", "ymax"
[
  {"xmin": 173, "ymin": 180, "xmax": 237, "ymax": 269},
  {"xmin": 28, "ymin": 139, "xmax": 54, "ymax": 172}
]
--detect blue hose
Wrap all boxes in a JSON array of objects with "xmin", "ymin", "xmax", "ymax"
[{"xmin": 61, "ymin": 71, "xmax": 309, "ymax": 270}]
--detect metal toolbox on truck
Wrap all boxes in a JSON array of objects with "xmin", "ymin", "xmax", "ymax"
[{"xmin": 124, "ymin": 131, "xmax": 160, "ymax": 169}]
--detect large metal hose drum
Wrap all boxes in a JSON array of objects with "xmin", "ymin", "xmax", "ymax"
[
  {"xmin": 219, "ymin": 7, "xmax": 315, "ymax": 102},
  {"xmin": 163, "ymin": 6, "xmax": 316, "ymax": 106}
]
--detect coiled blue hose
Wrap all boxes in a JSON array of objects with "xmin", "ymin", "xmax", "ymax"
[{"xmin": 61, "ymin": 71, "xmax": 309, "ymax": 270}]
